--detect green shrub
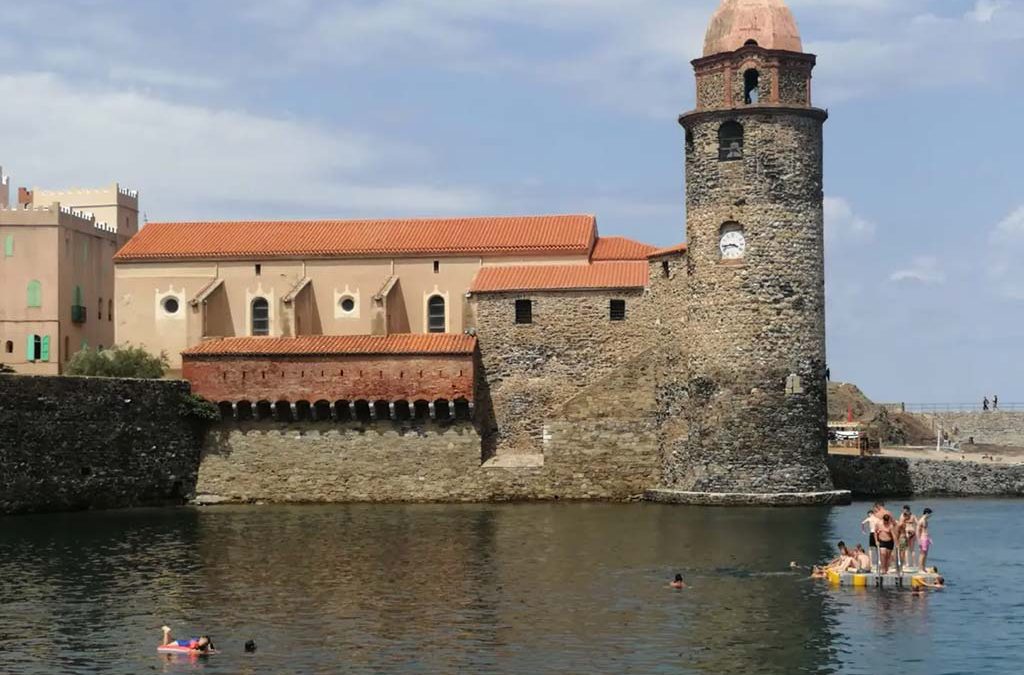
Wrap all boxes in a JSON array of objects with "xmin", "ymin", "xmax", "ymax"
[
  {"xmin": 65, "ymin": 344, "xmax": 169, "ymax": 379},
  {"xmin": 179, "ymin": 393, "xmax": 221, "ymax": 423}
]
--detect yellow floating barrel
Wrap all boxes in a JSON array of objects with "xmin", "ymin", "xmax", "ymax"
[{"xmin": 827, "ymin": 569, "xmax": 939, "ymax": 589}]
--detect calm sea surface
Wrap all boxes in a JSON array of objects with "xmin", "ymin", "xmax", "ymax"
[{"xmin": 1, "ymin": 500, "xmax": 1020, "ymax": 674}]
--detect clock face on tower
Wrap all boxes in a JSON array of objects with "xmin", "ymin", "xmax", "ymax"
[{"xmin": 719, "ymin": 225, "xmax": 746, "ymax": 260}]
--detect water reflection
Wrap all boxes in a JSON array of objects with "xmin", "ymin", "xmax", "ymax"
[{"xmin": 1, "ymin": 501, "xmax": 1019, "ymax": 674}]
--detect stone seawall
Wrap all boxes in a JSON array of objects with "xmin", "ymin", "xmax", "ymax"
[
  {"xmin": 911, "ymin": 412, "xmax": 1024, "ymax": 447},
  {"xmin": 0, "ymin": 375, "xmax": 203, "ymax": 515},
  {"xmin": 828, "ymin": 455, "xmax": 1024, "ymax": 498},
  {"xmin": 196, "ymin": 417, "xmax": 659, "ymax": 503}
]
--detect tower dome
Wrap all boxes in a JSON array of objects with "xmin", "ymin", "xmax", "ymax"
[{"xmin": 703, "ymin": 0, "xmax": 802, "ymax": 57}]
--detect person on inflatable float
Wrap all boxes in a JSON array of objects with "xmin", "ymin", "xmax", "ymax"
[{"xmin": 161, "ymin": 625, "xmax": 215, "ymax": 653}]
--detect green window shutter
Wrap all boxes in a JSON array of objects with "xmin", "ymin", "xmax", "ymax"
[
  {"xmin": 73, "ymin": 285, "xmax": 83, "ymax": 306},
  {"xmin": 27, "ymin": 280, "xmax": 41, "ymax": 308},
  {"xmin": 26, "ymin": 335, "xmax": 34, "ymax": 360},
  {"xmin": 81, "ymin": 340, "xmax": 88, "ymax": 351},
  {"xmin": 41, "ymin": 336, "xmax": 51, "ymax": 362},
  {"xmin": 3, "ymin": 235, "xmax": 12, "ymax": 257}
]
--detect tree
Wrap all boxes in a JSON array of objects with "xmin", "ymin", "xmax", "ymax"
[{"xmin": 65, "ymin": 344, "xmax": 169, "ymax": 379}]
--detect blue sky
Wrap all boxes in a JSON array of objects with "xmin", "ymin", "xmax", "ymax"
[{"xmin": 1, "ymin": 0, "xmax": 1022, "ymax": 404}]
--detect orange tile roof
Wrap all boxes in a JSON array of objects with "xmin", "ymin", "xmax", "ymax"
[
  {"xmin": 470, "ymin": 262, "xmax": 648, "ymax": 293},
  {"xmin": 115, "ymin": 215, "xmax": 596, "ymax": 261},
  {"xmin": 591, "ymin": 236, "xmax": 658, "ymax": 261},
  {"xmin": 182, "ymin": 334, "xmax": 477, "ymax": 357},
  {"xmin": 647, "ymin": 243, "xmax": 688, "ymax": 258}
]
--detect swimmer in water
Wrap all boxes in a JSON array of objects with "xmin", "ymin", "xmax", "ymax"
[
  {"xmin": 161, "ymin": 626, "xmax": 215, "ymax": 653},
  {"xmin": 670, "ymin": 574, "xmax": 687, "ymax": 589}
]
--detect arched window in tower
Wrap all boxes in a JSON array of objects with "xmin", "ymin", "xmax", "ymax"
[
  {"xmin": 685, "ymin": 128, "xmax": 695, "ymax": 154},
  {"xmin": 744, "ymin": 69, "xmax": 760, "ymax": 104},
  {"xmin": 251, "ymin": 297, "xmax": 270, "ymax": 336},
  {"xmin": 427, "ymin": 295, "xmax": 446, "ymax": 333},
  {"xmin": 718, "ymin": 121, "xmax": 744, "ymax": 161}
]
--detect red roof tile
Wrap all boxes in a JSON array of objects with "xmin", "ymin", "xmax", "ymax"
[
  {"xmin": 115, "ymin": 215, "xmax": 596, "ymax": 261},
  {"xmin": 647, "ymin": 243, "xmax": 688, "ymax": 258},
  {"xmin": 182, "ymin": 334, "xmax": 477, "ymax": 357},
  {"xmin": 591, "ymin": 236, "xmax": 658, "ymax": 261},
  {"xmin": 470, "ymin": 262, "xmax": 648, "ymax": 293}
]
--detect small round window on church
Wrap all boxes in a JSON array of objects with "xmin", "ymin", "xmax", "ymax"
[
  {"xmin": 162, "ymin": 297, "xmax": 180, "ymax": 315},
  {"xmin": 339, "ymin": 297, "xmax": 356, "ymax": 313}
]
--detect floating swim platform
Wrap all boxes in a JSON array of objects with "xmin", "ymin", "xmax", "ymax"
[{"xmin": 826, "ymin": 568, "xmax": 940, "ymax": 588}]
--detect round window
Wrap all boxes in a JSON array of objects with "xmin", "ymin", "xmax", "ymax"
[
  {"xmin": 162, "ymin": 297, "xmax": 180, "ymax": 314},
  {"xmin": 339, "ymin": 297, "xmax": 356, "ymax": 313}
]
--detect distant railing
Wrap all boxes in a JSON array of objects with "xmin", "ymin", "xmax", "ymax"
[{"xmin": 903, "ymin": 403, "xmax": 1024, "ymax": 413}]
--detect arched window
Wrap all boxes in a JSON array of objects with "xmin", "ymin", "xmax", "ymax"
[
  {"xmin": 26, "ymin": 334, "xmax": 46, "ymax": 361},
  {"xmin": 685, "ymin": 128, "xmax": 694, "ymax": 154},
  {"xmin": 98, "ymin": 297, "xmax": 103, "ymax": 320},
  {"xmin": 427, "ymin": 295, "xmax": 446, "ymax": 333},
  {"xmin": 26, "ymin": 280, "xmax": 42, "ymax": 308},
  {"xmin": 251, "ymin": 297, "xmax": 270, "ymax": 336},
  {"xmin": 744, "ymin": 69, "xmax": 760, "ymax": 104},
  {"xmin": 72, "ymin": 285, "xmax": 83, "ymax": 306},
  {"xmin": 718, "ymin": 121, "xmax": 744, "ymax": 161},
  {"xmin": 4, "ymin": 340, "xmax": 12, "ymax": 354},
  {"xmin": 108, "ymin": 298, "xmax": 113, "ymax": 322}
]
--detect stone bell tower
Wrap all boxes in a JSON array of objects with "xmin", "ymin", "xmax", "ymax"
[{"xmin": 658, "ymin": 0, "xmax": 844, "ymax": 503}]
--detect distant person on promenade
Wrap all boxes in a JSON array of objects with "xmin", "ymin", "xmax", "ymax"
[
  {"xmin": 983, "ymin": 397, "xmax": 990, "ymax": 411},
  {"xmin": 861, "ymin": 509, "xmax": 880, "ymax": 570},
  {"xmin": 875, "ymin": 514, "xmax": 898, "ymax": 573},
  {"xmin": 993, "ymin": 395, "xmax": 999, "ymax": 410},
  {"xmin": 670, "ymin": 574, "xmax": 688, "ymax": 589},
  {"xmin": 918, "ymin": 508, "xmax": 934, "ymax": 570},
  {"xmin": 898, "ymin": 506, "xmax": 919, "ymax": 569}
]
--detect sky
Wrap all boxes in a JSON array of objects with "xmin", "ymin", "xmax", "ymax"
[{"xmin": 0, "ymin": 0, "xmax": 1022, "ymax": 404}]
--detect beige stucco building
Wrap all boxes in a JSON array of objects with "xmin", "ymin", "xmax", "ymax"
[
  {"xmin": 113, "ymin": 216, "xmax": 658, "ymax": 373},
  {"xmin": 0, "ymin": 171, "xmax": 140, "ymax": 374}
]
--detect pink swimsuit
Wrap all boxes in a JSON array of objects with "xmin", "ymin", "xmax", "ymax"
[{"xmin": 919, "ymin": 535, "xmax": 931, "ymax": 552}]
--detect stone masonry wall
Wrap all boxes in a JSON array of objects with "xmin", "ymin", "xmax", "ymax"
[
  {"xmin": 196, "ymin": 415, "xmax": 658, "ymax": 503},
  {"xmin": 472, "ymin": 257, "xmax": 689, "ymax": 459},
  {"xmin": 672, "ymin": 102, "xmax": 832, "ymax": 493},
  {"xmin": 911, "ymin": 412, "xmax": 1024, "ymax": 448},
  {"xmin": 828, "ymin": 455, "xmax": 1024, "ymax": 497},
  {"xmin": 0, "ymin": 375, "xmax": 203, "ymax": 515}
]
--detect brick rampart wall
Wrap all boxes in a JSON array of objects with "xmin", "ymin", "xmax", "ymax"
[{"xmin": 183, "ymin": 353, "xmax": 475, "ymax": 404}]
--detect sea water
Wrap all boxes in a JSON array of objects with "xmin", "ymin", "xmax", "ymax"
[{"xmin": 0, "ymin": 499, "xmax": 1019, "ymax": 674}]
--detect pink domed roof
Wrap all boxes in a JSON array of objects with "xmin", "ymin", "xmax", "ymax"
[{"xmin": 703, "ymin": 0, "xmax": 803, "ymax": 57}]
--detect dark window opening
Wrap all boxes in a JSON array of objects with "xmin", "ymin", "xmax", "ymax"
[
  {"xmin": 718, "ymin": 121, "xmax": 744, "ymax": 161},
  {"xmin": 108, "ymin": 299, "xmax": 113, "ymax": 322},
  {"xmin": 744, "ymin": 39, "xmax": 759, "ymax": 47},
  {"xmin": 4, "ymin": 340, "xmax": 11, "ymax": 354},
  {"xmin": 312, "ymin": 400, "xmax": 331, "ymax": 421},
  {"xmin": 98, "ymin": 297, "xmax": 103, "ymax": 320},
  {"xmin": 515, "ymin": 299, "xmax": 533, "ymax": 324},
  {"xmin": 31, "ymin": 334, "xmax": 42, "ymax": 361},
  {"xmin": 433, "ymin": 260, "xmax": 440, "ymax": 274},
  {"xmin": 427, "ymin": 295, "xmax": 446, "ymax": 333},
  {"xmin": 252, "ymin": 297, "xmax": 270, "ymax": 336},
  {"xmin": 662, "ymin": 260, "xmax": 671, "ymax": 278},
  {"xmin": 744, "ymin": 69, "xmax": 760, "ymax": 104},
  {"xmin": 685, "ymin": 128, "xmax": 694, "ymax": 154},
  {"xmin": 610, "ymin": 299, "xmax": 627, "ymax": 321},
  {"xmin": 255, "ymin": 264, "xmax": 262, "ymax": 276}
]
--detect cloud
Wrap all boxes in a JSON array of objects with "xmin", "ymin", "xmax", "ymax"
[
  {"xmin": 967, "ymin": 0, "xmax": 1006, "ymax": 23},
  {"xmin": 0, "ymin": 73, "xmax": 487, "ymax": 221},
  {"xmin": 825, "ymin": 196, "xmax": 876, "ymax": 246},
  {"xmin": 992, "ymin": 205, "xmax": 1024, "ymax": 240},
  {"xmin": 889, "ymin": 256, "xmax": 945, "ymax": 284}
]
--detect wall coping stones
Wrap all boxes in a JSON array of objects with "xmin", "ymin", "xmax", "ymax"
[{"xmin": 644, "ymin": 488, "xmax": 852, "ymax": 506}]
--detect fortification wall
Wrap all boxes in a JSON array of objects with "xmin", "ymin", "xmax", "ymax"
[
  {"xmin": 0, "ymin": 375, "xmax": 203, "ymax": 515},
  {"xmin": 195, "ymin": 416, "xmax": 658, "ymax": 503},
  {"xmin": 828, "ymin": 455, "xmax": 1024, "ymax": 497},
  {"xmin": 910, "ymin": 412, "xmax": 1024, "ymax": 448}
]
